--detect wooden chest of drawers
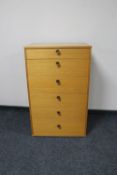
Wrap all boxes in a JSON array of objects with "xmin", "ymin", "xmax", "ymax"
[{"xmin": 25, "ymin": 44, "xmax": 91, "ymax": 136}]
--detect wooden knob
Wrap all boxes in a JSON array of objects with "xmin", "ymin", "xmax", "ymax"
[
  {"xmin": 57, "ymin": 111, "xmax": 61, "ymax": 116},
  {"xmin": 56, "ymin": 79, "xmax": 61, "ymax": 85},
  {"xmin": 57, "ymin": 124, "xmax": 62, "ymax": 129},
  {"xmin": 56, "ymin": 96, "xmax": 61, "ymax": 101},
  {"xmin": 56, "ymin": 49, "xmax": 61, "ymax": 56},
  {"xmin": 56, "ymin": 61, "xmax": 61, "ymax": 68}
]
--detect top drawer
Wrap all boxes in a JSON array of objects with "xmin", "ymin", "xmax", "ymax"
[{"xmin": 25, "ymin": 48, "xmax": 90, "ymax": 59}]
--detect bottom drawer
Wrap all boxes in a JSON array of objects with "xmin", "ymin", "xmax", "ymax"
[{"xmin": 31, "ymin": 109, "xmax": 87, "ymax": 136}]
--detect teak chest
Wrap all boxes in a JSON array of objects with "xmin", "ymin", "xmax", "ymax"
[{"xmin": 25, "ymin": 44, "xmax": 91, "ymax": 136}]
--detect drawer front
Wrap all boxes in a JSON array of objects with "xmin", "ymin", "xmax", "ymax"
[
  {"xmin": 32, "ymin": 115, "xmax": 86, "ymax": 136},
  {"xmin": 30, "ymin": 92, "xmax": 87, "ymax": 109},
  {"xmin": 27, "ymin": 59, "xmax": 90, "ymax": 77},
  {"xmin": 28, "ymin": 76, "xmax": 88, "ymax": 93},
  {"xmin": 30, "ymin": 94, "xmax": 88, "ymax": 136},
  {"xmin": 32, "ymin": 122, "xmax": 86, "ymax": 136},
  {"xmin": 26, "ymin": 48, "xmax": 90, "ymax": 59},
  {"xmin": 30, "ymin": 91, "xmax": 87, "ymax": 136},
  {"xmin": 31, "ymin": 108, "xmax": 86, "ymax": 122}
]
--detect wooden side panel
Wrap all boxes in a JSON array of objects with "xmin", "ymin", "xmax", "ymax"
[{"xmin": 24, "ymin": 49, "xmax": 34, "ymax": 135}]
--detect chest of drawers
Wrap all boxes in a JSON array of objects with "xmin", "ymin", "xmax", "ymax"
[{"xmin": 25, "ymin": 44, "xmax": 91, "ymax": 136}]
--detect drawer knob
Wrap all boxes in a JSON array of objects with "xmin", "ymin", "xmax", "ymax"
[
  {"xmin": 56, "ymin": 96, "xmax": 61, "ymax": 101},
  {"xmin": 56, "ymin": 49, "xmax": 61, "ymax": 56},
  {"xmin": 57, "ymin": 111, "xmax": 61, "ymax": 116},
  {"xmin": 56, "ymin": 61, "xmax": 61, "ymax": 68},
  {"xmin": 56, "ymin": 79, "xmax": 61, "ymax": 85},
  {"xmin": 57, "ymin": 124, "xmax": 62, "ymax": 129}
]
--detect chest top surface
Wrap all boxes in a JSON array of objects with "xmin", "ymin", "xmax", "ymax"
[{"xmin": 25, "ymin": 43, "xmax": 92, "ymax": 49}]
